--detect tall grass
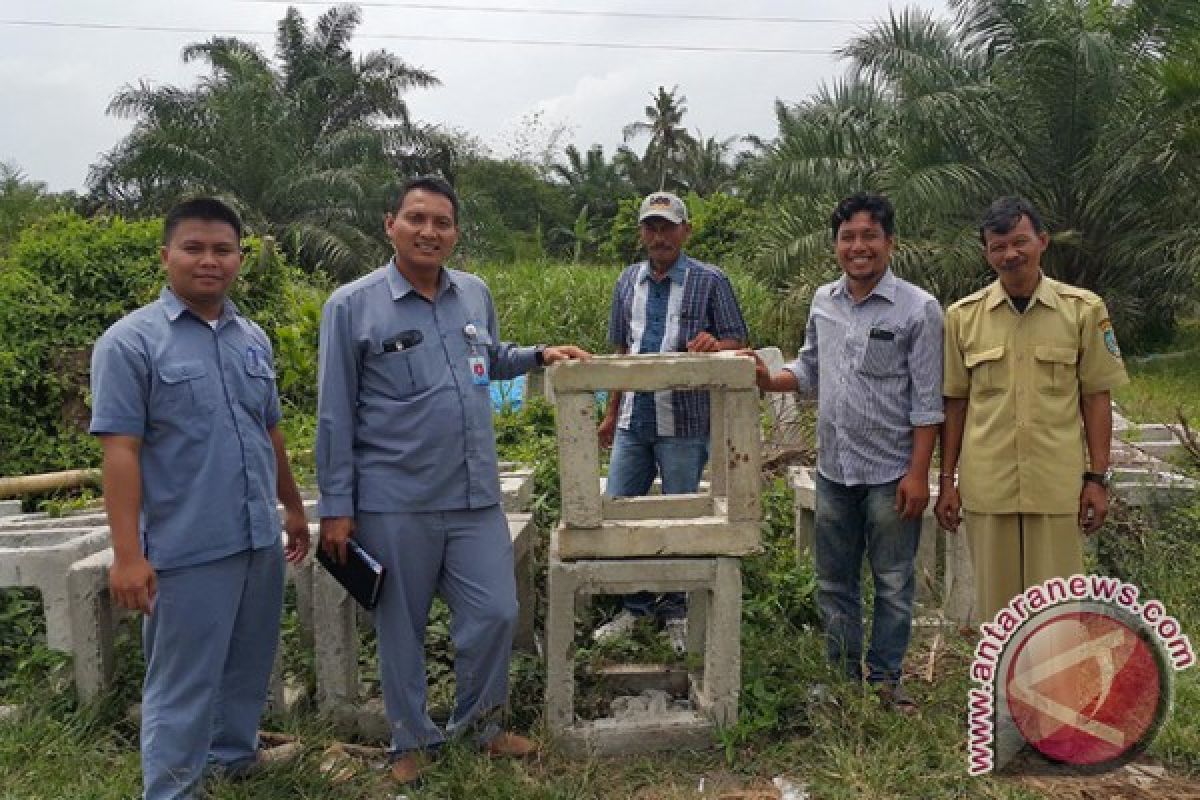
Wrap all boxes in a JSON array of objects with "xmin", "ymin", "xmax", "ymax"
[{"xmin": 471, "ymin": 261, "xmax": 802, "ymax": 356}]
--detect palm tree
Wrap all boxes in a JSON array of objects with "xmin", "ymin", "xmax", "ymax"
[
  {"xmin": 88, "ymin": 6, "xmax": 439, "ymax": 279},
  {"xmin": 676, "ymin": 132, "xmax": 741, "ymax": 196},
  {"xmin": 622, "ymin": 86, "xmax": 696, "ymax": 191},
  {"xmin": 551, "ymin": 144, "xmax": 631, "ymax": 221},
  {"xmin": 0, "ymin": 163, "xmax": 70, "ymax": 254},
  {"xmin": 752, "ymin": 0, "xmax": 1200, "ymax": 347}
]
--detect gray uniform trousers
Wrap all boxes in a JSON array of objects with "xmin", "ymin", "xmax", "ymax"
[
  {"xmin": 354, "ymin": 504, "xmax": 517, "ymax": 753},
  {"xmin": 140, "ymin": 544, "xmax": 285, "ymax": 800}
]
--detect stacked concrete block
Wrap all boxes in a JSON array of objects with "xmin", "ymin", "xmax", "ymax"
[
  {"xmin": 551, "ymin": 353, "xmax": 761, "ymax": 559},
  {"xmin": 544, "ymin": 352, "xmax": 759, "ymax": 755},
  {"xmin": 790, "ymin": 466, "xmax": 974, "ymax": 626},
  {"xmin": 0, "ymin": 500, "xmax": 23, "ymax": 518}
]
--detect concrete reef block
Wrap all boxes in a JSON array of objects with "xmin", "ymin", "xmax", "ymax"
[
  {"xmin": 555, "ymin": 355, "xmax": 762, "ymax": 559},
  {"xmin": 545, "ymin": 538, "xmax": 742, "ymax": 755},
  {"xmin": 549, "ymin": 352, "xmax": 755, "ymax": 393},
  {"xmin": 0, "ymin": 526, "xmax": 109, "ymax": 651}
]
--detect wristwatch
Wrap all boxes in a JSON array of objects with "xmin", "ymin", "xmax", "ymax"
[
  {"xmin": 1082, "ymin": 468, "xmax": 1113, "ymax": 488},
  {"xmin": 534, "ymin": 345, "xmax": 547, "ymax": 368}
]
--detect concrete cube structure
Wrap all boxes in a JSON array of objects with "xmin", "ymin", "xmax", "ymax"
[
  {"xmin": 0, "ymin": 524, "xmax": 110, "ymax": 651},
  {"xmin": 544, "ymin": 534, "xmax": 742, "ymax": 756},
  {"xmin": 549, "ymin": 352, "xmax": 761, "ymax": 559}
]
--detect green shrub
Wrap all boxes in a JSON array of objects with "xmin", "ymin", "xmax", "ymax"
[{"xmin": 0, "ymin": 213, "xmax": 323, "ymax": 476}]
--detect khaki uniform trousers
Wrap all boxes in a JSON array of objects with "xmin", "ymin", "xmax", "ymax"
[{"xmin": 964, "ymin": 511, "xmax": 1084, "ymax": 623}]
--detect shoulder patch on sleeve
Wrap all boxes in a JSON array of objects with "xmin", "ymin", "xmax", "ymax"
[{"xmin": 1099, "ymin": 318, "xmax": 1122, "ymax": 358}]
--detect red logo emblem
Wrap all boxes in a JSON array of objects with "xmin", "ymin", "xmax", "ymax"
[{"xmin": 1003, "ymin": 609, "xmax": 1167, "ymax": 767}]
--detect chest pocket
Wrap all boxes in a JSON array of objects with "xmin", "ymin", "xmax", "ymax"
[
  {"xmin": 1033, "ymin": 345, "xmax": 1078, "ymax": 395},
  {"xmin": 156, "ymin": 361, "xmax": 215, "ymax": 413},
  {"xmin": 860, "ymin": 328, "xmax": 905, "ymax": 377},
  {"xmin": 370, "ymin": 338, "xmax": 439, "ymax": 398},
  {"xmin": 964, "ymin": 346, "xmax": 1006, "ymax": 396},
  {"xmin": 240, "ymin": 351, "xmax": 274, "ymax": 413}
]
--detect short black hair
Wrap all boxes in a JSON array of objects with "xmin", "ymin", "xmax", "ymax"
[
  {"xmin": 391, "ymin": 174, "xmax": 460, "ymax": 224},
  {"xmin": 979, "ymin": 196, "xmax": 1045, "ymax": 243},
  {"xmin": 163, "ymin": 196, "xmax": 243, "ymax": 245},
  {"xmin": 831, "ymin": 192, "xmax": 895, "ymax": 239}
]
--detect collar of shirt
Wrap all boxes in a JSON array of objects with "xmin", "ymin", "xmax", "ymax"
[
  {"xmin": 829, "ymin": 266, "xmax": 898, "ymax": 304},
  {"xmin": 158, "ymin": 286, "xmax": 238, "ymax": 327},
  {"xmin": 636, "ymin": 253, "xmax": 688, "ymax": 285},
  {"xmin": 984, "ymin": 272, "xmax": 1059, "ymax": 312},
  {"xmin": 385, "ymin": 258, "xmax": 460, "ymax": 301}
]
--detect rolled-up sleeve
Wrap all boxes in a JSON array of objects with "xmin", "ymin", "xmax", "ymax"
[
  {"xmin": 315, "ymin": 294, "xmax": 360, "ymax": 518},
  {"xmin": 89, "ymin": 330, "xmax": 149, "ymax": 437},
  {"xmin": 783, "ymin": 306, "xmax": 819, "ymax": 395},
  {"xmin": 908, "ymin": 296, "xmax": 945, "ymax": 426}
]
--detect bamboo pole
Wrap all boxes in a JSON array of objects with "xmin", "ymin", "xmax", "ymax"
[{"xmin": 0, "ymin": 469, "xmax": 101, "ymax": 498}]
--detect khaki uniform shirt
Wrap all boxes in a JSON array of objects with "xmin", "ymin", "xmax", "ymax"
[{"xmin": 944, "ymin": 276, "xmax": 1129, "ymax": 514}]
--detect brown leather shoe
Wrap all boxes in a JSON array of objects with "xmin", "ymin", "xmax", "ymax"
[
  {"xmin": 484, "ymin": 731, "xmax": 538, "ymax": 758},
  {"xmin": 389, "ymin": 751, "xmax": 430, "ymax": 784}
]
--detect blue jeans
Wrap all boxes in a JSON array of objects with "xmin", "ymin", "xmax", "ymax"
[
  {"xmin": 814, "ymin": 472, "xmax": 920, "ymax": 685},
  {"xmin": 606, "ymin": 425, "xmax": 709, "ymax": 620}
]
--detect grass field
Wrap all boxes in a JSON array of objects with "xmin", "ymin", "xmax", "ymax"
[{"xmin": 1115, "ymin": 320, "xmax": 1200, "ymax": 426}]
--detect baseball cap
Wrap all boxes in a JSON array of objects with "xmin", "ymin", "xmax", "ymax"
[{"xmin": 638, "ymin": 192, "xmax": 689, "ymax": 224}]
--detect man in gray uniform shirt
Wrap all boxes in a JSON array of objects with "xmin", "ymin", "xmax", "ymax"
[
  {"xmin": 316, "ymin": 175, "xmax": 589, "ymax": 784},
  {"xmin": 91, "ymin": 197, "xmax": 309, "ymax": 799}
]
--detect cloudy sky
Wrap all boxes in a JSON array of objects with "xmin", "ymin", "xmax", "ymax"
[{"xmin": 0, "ymin": 0, "xmax": 951, "ymax": 191}]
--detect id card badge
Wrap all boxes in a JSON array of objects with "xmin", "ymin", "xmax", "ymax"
[{"xmin": 468, "ymin": 355, "xmax": 489, "ymax": 385}]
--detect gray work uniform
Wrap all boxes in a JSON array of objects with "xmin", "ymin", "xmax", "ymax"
[
  {"xmin": 90, "ymin": 287, "xmax": 285, "ymax": 800},
  {"xmin": 316, "ymin": 262, "xmax": 538, "ymax": 753}
]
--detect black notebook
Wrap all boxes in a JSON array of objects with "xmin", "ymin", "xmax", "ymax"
[{"xmin": 316, "ymin": 540, "xmax": 386, "ymax": 610}]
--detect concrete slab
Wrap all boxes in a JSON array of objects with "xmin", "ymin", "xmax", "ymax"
[
  {"xmin": 0, "ymin": 500, "xmax": 22, "ymax": 518},
  {"xmin": 549, "ymin": 352, "xmax": 756, "ymax": 393},
  {"xmin": 555, "ymin": 518, "xmax": 761, "ymax": 560},
  {"xmin": 553, "ymin": 712, "xmax": 716, "ymax": 757},
  {"xmin": 500, "ymin": 467, "xmax": 535, "ymax": 512}
]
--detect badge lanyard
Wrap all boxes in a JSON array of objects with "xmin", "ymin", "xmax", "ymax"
[{"xmin": 464, "ymin": 323, "xmax": 489, "ymax": 385}]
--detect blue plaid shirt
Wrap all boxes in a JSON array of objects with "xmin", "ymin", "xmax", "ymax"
[{"xmin": 608, "ymin": 254, "xmax": 749, "ymax": 437}]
